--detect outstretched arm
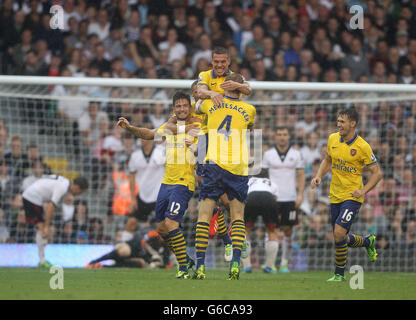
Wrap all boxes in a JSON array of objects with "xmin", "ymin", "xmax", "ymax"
[{"xmin": 117, "ymin": 117, "xmax": 156, "ymax": 140}]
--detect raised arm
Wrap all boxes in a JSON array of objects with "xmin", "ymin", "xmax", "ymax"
[{"xmin": 117, "ymin": 117, "xmax": 156, "ymax": 140}]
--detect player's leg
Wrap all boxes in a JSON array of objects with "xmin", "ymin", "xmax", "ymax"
[
  {"xmin": 329, "ymin": 223, "xmax": 349, "ymax": 281},
  {"xmin": 262, "ymin": 194, "xmax": 279, "ymax": 273},
  {"xmin": 280, "ymin": 225, "xmax": 293, "ymax": 273},
  {"xmin": 35, "ymin": 222, "xmax": 51, "ymax": 268},
  {"xmin": 343, "ymin": 201, "xmax": 377, "ymax": 262},
  {"xmin": 163, "ymin": 185, "xmax": 194, "ymax": 279},
  {"xmin": 87, "ymin": 242, "xmax": 130, "ymax": 267},
  {"xmin": 195, "ymin": 163, "xmax": 225, "ymax": 278},
  {"xmin": 277, "ymin": 202, "xmax": 297, "ymax": 273},
  {"xmin": 217, "ymin": 194, "xmax": 232, "ymax": 261},
  {"xmin": 194, "ymin": 198, "xmax": 216, "ymax": 279},
  {"xmin": 23, "ymin": 198, "xmax": 51, "ymax": 268},
  {"xmin": 241, "ymin": 226, "xmax": 252, "ymax": 272},
  {"xmin": 223, "ymin": 170, "xmax": 249, "ymax": 280},
  {"xmin": 328, "ymin": 201, "xmax": 361, "ymax": 282},
  {"xmin": 228, "ymin": 198, "xmax": 246, "ymax": 280},
  {"xmin": 264, "ymin": 227, "xmax": 279, "ymax": 274},
  {"xmin": 241, "ymin": 193, "xmax": 258, "ymax": 273}
]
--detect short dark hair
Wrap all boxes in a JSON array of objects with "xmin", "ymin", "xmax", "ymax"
[
  {"xmin": 172, "ymin": 91, "xmax": 191, "ymax": 107},
  {"xmin": 212, "ymin": 46, "xmax": 229, "ymax": 58},
  {"xmin": 73, "ymin": 176, "xmax": 89, "ymax": 190},
  {"xmin": 337, "ymin": 107, "xmax": 359, "ymax": 124},
  {"xmin": 276, "ymin": 126, "xmax": 290, "ymax": 134},
  {"xmin": 191, "ymin": 80, "xmax": 198, "ymax": 89}
]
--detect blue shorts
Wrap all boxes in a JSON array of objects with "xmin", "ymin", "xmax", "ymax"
[
  {"xmin": 330, "ymin": 200, "xmax": 362, "ymax": 232},
  {"xmin": 155, "ymin": 184, "xmax": 194, "ymax": 223},
  {"xmin": 199, "ymin": 163, "xmax": 249, "ymax": 203}
]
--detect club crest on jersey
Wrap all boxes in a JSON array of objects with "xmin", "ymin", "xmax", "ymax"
[{"xmin": 350, "ymin": 149, "xmax": 357, "ymax": 156}]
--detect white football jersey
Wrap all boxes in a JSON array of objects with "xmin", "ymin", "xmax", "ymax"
[
  {"xmin": 22, "ymin": 175, "xmax": 70, "ymax": 207},
  {"xmin": 262, "ymin": 146, "xmax": 305, "ymax": 202},
  {"xmin": 247, "ymin": 177, "xmax": 279, "ymax": 198},
  {"xmin": 128, "ymin": 145, "xmax": 165, "ymax": 203}
]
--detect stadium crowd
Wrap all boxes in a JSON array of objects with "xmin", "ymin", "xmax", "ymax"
[{"xmin": 0, "ymin": 0, "xmax": 415, "ymax": 268}]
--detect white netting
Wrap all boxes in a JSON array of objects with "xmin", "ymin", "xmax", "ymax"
[{"xmin": 0, "ymin": 77, "xmax": 415, "ymax": 272}]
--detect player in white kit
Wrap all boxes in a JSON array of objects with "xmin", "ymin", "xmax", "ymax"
[
  {"xmin": 262, "ymin": 126, "xmax": 305, "ymax": 273},
  {"xmin": 241, "ymin": 169, "xmax": 279, "ymax": 273},
  {"xmin": 120, "ymin": 138, "xmax": 165, "ymax": 242},
  {"xmin": 22, "ymin": 175, "xmax": 88, "ymax": 267}
]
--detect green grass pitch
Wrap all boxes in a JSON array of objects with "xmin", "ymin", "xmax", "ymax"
[{"xmin": 0, "ymin": 267, "xmax": 414, "ymax": 300}]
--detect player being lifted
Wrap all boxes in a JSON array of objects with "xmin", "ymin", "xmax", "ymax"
[
  {"xmin": 311, "ymin": 107, "xmax": 382, "ymax": 282},
  {"xmin": 196, "ymin": 46, "xmax": 252, "ymax": 263},
  {"xmin": 117, "ymin": 91, "xmax": 199, "ymax": 279},
  {"xmin": 164, "ymin": 81, "xmax": 234, "ymax": 262},
  {"xmin": 193, "ymin": 73, "xmax": 256, "ymax": 280}
]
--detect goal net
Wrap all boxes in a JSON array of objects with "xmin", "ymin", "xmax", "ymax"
[{"xmin": 0, "ymin": 76, "xmax": 415, "ymax": 272}]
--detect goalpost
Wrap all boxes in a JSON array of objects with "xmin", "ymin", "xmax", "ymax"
[{"xmin": 0, "ymin": 75, "xmax": 415, "ymax": 271}]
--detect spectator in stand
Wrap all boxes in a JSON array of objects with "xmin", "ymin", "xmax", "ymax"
[
  {"xmin": 87, "ymin": 217, "xmax": 111, "ymax": 244},
  {"xmin": 152, "ymin": 14, "xmax": 169, "ymax": 47},
  {"xmin": 295, "ymin": 106, "xmax": 317, "ymax": 135},
  {"xmin": 72, "ymin": 199, "xmax": 89, "ymax": 236},
  {"xmin": 4, "ymin": 136, "xmax": 30, "ymax": 181},
  {"xmin": 341, "ymin": 37, "xmax": 370, "ymax": 81},
  {"xmin": 0, "ymin": 209, "xmax": 9, "ymax": 243},
  {"xmin": 300, "ymin": 131, "xmax": 321, "ymax": 178},
  {"xmin": 88, "ymin": 8, "xmax": 110, "ymax": 41},
  {"xmin": 21, "ymin": 160, "xmax": 45, "ymax": 192},
  {"xmin": 191, "ymin": 33, "xmax": 212, "ymax": 73},
  {"xmin": 125, "ymin": 10, "xmax": 141, "ymax": 42},
  {"xmin": 158, "ymin": 28, "xmax": 187, "ymax": 65},
  {"xmin": 103, "ymin": 25, "xmax": 125, "ymax": 60}
]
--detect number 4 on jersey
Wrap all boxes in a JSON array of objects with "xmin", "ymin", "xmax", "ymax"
[{"xmin": 217, "ymin": 115, "xmax": 232, "ymax": 141}]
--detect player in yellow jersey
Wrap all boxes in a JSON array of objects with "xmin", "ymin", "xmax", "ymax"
[
  {"xmin": 311, "ymin": 107, "xmax": 383, "ymax": 282},
  {"xmin": 117, "ymin": 91, "xmax": 197, "ymax": 279},
  {"xmin": 197, "ymin": 46, "xmax": 252, "ymax": 106},
  {"xmin": 164, "ymin": 80, "xmax": 237, "ymax": 265},
  {"xmin": 193, "ymin": 73, "xmax": 256, "ymax": 280}
]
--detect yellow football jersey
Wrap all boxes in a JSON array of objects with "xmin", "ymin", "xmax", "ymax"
[
  {"xmin": 197, "ymin": 69, "xmax": 233, "ymax": 95},
  {"xmin": 197, "ymin": 96, "xmax": 256, "ymax": 176},
  {"xmin": 327, "ymin": 132, "xmax": 377, "ymax": 203},
  {"xmin": 156, "ymin": 122, "xmax": 197, "ymax": 191},
  {"xmin": 191, "ymin": 103, "xmax": 207, "ymax": 134}
]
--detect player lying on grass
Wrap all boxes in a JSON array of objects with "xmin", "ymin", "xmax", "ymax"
[{"xmin": 86, "ymin": 230, "xmax": 170, "ymax": 268}]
